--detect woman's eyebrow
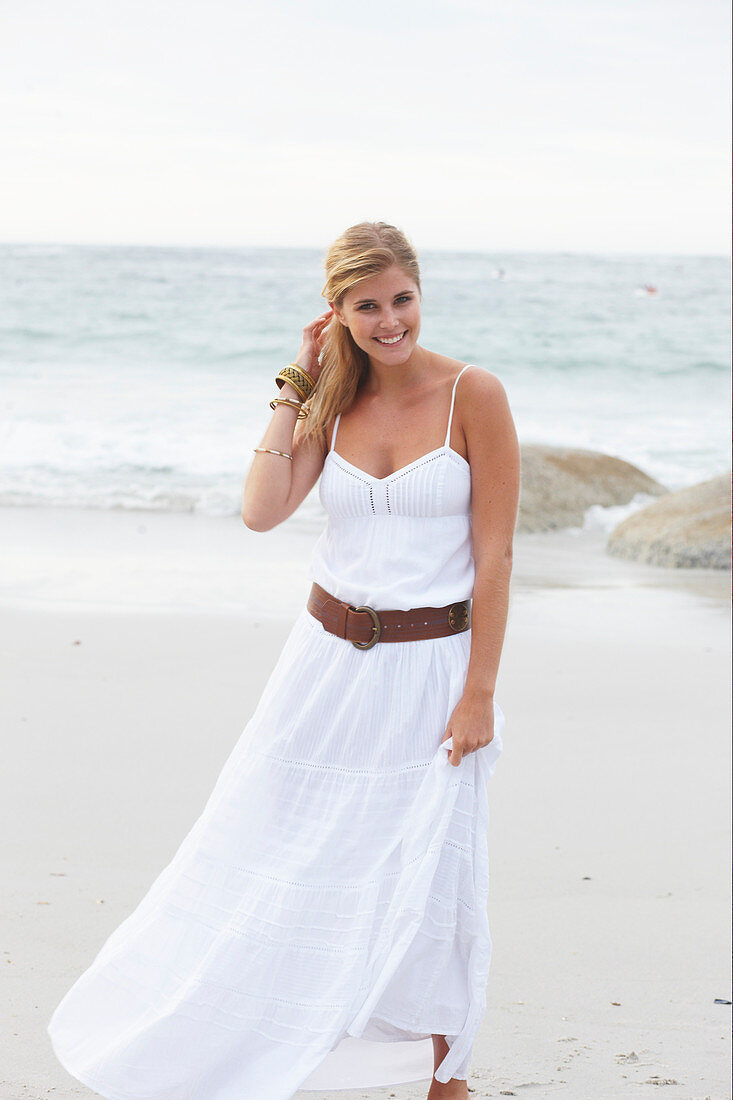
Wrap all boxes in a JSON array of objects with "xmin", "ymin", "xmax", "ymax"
[{"xmin": 353, "ymin": 290, "xmax": 413, "ymax": 305}]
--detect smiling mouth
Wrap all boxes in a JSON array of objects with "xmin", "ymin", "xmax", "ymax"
[{"xmin": 374, "ymin": 330, "xmax": 407, "ymax": 346}]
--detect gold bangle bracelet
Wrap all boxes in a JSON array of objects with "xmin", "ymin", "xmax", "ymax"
[
  {"xmin": 275, "ymin": 363, "xmax": 316, "ymax": 401},
  {"xmin": 275, "ymin": 376, "xmax": 305, "ymax": 402},
  {"xmin": 269, "ymin": 397, "xmax": 307, "ymax": 419},
  {"xmin": 275, "ymin": 374, "xmax": 309, "ymax": 402},
  {"xmin": 286, "ymin": 362, "xmax": 316, "ymax": 388},
  {"xmin": 253, "ymin": 447, "xmax": 293, "ymax": 461}
]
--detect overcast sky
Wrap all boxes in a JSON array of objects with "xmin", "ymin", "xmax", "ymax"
[{"xmin": 1, "ymin": 0, "xmax": 729, "ymax": 254}]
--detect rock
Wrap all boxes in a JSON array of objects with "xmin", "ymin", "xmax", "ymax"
[
  {"xmin": 518, "ymin": 445, "xmax": 666, "ymax": 534},
  {"xmin": 606, "ymin": 473, "xmax": 730, "ymax": 569}
]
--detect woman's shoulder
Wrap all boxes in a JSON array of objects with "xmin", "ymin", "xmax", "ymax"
[
  {"xmin": 430, "ymin": 353, "xmax": 504, "ymax": 388},
  {"xmin": 444, "ymin": 358, "xmax": 506, "ymax": 396},
  {"xmin": 453, "ymin": 363, "xmax": 510, "ymax": 426},
  {"xmin": 421, "ymin": 358, "xmax": 509, "ymax": 444},
  {"xmin": 467, "ymin": 364, "xmax": 504, "ymax": 381}
]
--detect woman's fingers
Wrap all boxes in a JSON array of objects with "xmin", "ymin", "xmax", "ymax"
[{"xmin": 304, "ymin": 315, "xmax": 331, "ymax": 336}]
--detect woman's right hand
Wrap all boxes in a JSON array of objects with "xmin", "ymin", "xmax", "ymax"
[{"xmin": 294, "ymin": 309, "xmax": 334, "ymax": 381}]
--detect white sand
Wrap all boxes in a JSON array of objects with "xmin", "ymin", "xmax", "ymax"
[{"xmin": 1, "ymin": 505, "xmax": 730, "ymax": 1099}]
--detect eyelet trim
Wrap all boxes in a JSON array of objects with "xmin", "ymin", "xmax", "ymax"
[
  {"xmin": 329, "ymin": 461, "xmax": 376, "ymax": 513},
  {"xmin": 385, "ymin": 451, "xmax": 444, "ymax": 514}
]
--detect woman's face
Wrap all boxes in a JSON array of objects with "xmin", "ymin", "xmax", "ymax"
[{"xmin": 331, "ymin": 265, "xmax": 422, "ymax": 365}]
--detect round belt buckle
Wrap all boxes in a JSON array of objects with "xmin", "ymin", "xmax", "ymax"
[
  {"xmin": 448, "ymin": 602, "xmax": 470, "ymax": 632},
  {"xmin": 350, "ymin": 605, "xmax": 382, "ymax": 649}
]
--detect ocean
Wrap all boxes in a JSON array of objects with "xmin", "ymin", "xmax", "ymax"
[{"xmin": 1, "ymin": 244, "xmax": 729, "ymax": 533}]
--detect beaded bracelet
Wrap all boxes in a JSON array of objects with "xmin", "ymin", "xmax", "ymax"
[{"xmin": 253, "ymin": 447, "xmax": 293, "ymax": 461}]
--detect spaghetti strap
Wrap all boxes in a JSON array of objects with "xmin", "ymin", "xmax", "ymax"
[
  {"xmin": 444, "ymin": 364, "xmax": 474, "ymax": 447},
  {"xmin": 330, "ymin": 411, "xmax": 342, "ymax": 452}
]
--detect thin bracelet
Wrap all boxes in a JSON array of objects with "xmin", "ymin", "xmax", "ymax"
[
  {"xmin": 269, "ymin": 397, "xmax": 307, "ymax": 419},
  {"xmin": 253, "ymin": 447, "xmax": 293, "ymax": 461}
]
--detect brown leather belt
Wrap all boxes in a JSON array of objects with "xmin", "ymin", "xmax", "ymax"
[{"xmin": 307, "ymin": 581, "xmax": 471, "ymax": 649}]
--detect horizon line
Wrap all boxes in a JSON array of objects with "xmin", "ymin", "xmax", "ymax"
[{"xmin": 0, "ymin": 239, "xmax": 729, "ymax": 260}]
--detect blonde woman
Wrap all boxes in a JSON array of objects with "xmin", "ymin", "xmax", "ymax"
[{"xmin": 48, "ymin": 222, "xmax": 520, "ymax": 1100}]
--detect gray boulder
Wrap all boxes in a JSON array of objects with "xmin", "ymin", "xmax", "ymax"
[
  {"xmin": 606, "ymin": 472, "xmax": 731, "ymax": 569},
  {"xmin": 518, "ymin": 445, "xmax": 666, "ymax": 534}
]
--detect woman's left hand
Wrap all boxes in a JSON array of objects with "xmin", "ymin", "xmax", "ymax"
[{"xmin": 441, "ymin": 691, "xmax": 495, "ymax": 766}]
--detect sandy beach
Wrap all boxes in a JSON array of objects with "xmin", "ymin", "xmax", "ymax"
[{"xmin": 1, "ymin": 505, "xmax": 730, "ymax": 1100}]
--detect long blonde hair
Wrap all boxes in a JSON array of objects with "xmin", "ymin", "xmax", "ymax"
[{"xmin": 299, "ymin": 221, "xmax": 422, "ymax": 446}]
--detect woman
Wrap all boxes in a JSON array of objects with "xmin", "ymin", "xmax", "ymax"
[{"xmin": 48, "ymin": 222, "xmax": 520, "ymax": 1100}]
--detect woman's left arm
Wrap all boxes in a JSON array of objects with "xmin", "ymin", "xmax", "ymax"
[{"xmin": 442, "ymin": 369, "xmax": 520, "ymax": 766}]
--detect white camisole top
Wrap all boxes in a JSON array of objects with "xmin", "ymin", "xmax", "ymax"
[{"xmin": 308, "ymin": 363, "xmax": 475, "ymax": 612}]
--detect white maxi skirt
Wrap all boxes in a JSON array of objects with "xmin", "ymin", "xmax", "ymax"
[{"xmin": 48, "ymin": 606, "xmax": 505, "ymax": 1100}]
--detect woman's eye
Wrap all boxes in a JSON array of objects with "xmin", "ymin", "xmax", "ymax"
[{"xmin": 358, "ymin": 296, "xmax": 411, "ymax": 311}]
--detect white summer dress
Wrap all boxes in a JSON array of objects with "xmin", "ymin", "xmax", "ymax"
[{"xmin": 48, "ymin": 362, "xmax": 506, "ymax": 1100}]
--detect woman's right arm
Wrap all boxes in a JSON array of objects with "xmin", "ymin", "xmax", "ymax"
[{"xmin": 241, "ymin": 309, "xmax": 333, "ymax": 532}]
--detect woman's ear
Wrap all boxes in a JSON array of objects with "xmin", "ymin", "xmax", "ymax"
[{"xmin": 329, "ymin": 301, "xmax": 348, "ymax": 327}]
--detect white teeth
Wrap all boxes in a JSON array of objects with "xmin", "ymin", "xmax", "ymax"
[{"xmin": 376, "ymin": 331, "xmax": 406, "ymax": 345}]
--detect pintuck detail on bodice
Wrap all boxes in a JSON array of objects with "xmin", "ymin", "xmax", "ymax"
[{"xmin": 309, "ymin": 364, "xmax": 476, "ymax": 612}]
